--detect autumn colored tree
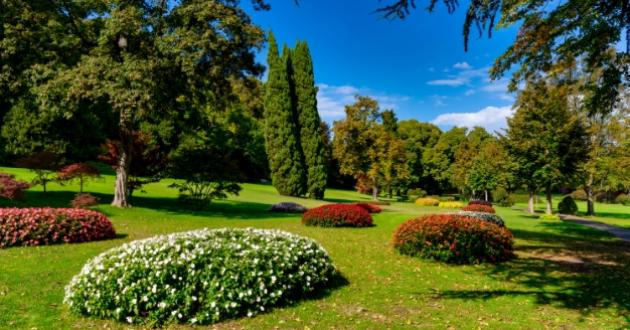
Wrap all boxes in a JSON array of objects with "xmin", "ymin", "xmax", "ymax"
[
  {"xmin": 332, "ymin": 96, "xmax": 382, "ymax": 200},
  {"xmin": 58, "ymin": 163, "xmax": 101, "ymax": 194}
]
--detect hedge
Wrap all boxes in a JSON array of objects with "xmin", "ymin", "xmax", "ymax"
[{"xmin": 302, "ymin": 204, "xmax": 373, "ymax": 227}]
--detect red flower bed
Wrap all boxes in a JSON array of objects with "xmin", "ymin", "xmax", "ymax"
[
  {"xmin": 461, "ymin": 204, "xmax": 496, "ymax": 213},
  {"xmin": 0, "ymin": 208, "xmax": 116, "ymax": 248},
  {"xmin": 302, "ymin": 204, "xmax": 373, "ymax": 227},
  {"xmin": 468, "ymin": 200, "xmax": 492, "ymax": 207},
  {"xmin": 352, "ymin": 202, "xmax": 382, "ymax": 213},
  {"xmin": 392, "ymin": 214, "xmax": 513, "ymax": 264}
]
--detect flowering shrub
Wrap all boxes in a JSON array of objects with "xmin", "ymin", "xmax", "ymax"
[
  {"xmin": 0, "ymin": 173, "xmax": 31, "ymax": 201},
  {"xmin": 456, "ymin": 211, "xmax": 505, "ymax": 227},
  {"xmin": 71, "ymin": 193, "xmax": 100, "ymax": 208},
  {"xmin": 468, "ymin": 200, "xmax": 492, "ymax": 207},
  {"xmin": 393, "ymin": 214, "xmax": 514, "ymax": 264},
  {"xmin": 438, "ymin": 201, "xmax": 464, "ymax": 208},
  {"xmin": 415, "ymin": 197, "xmax": 440, "ymax": 206},
  {"xmin": 0, "ymin": 208, "xmax": 116, "ymax": 248},
  {"xmin": 269, "ymin": 202, "xmax": 308, "ymax": 213},
  {"xmin": 539, "ymin": 214, "xmax": 560, "ymax": 220},
  {"xmin": 352, "ymin": 202, "xmax": 382, "ymax": 213},
  {"xmin": 461, "ymin": 204, "xmax": 496, "ymax": 214},
  {"xmin": 64, "ymin": 228, "xmax": 337, "ymax": 326},
  {"xmin": 302, "ymin": 204, "xmax": 373, "ymax": 227}
]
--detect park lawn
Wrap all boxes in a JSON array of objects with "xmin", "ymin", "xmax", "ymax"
[
  {"xmin": 0, "ymin": 167, "xmax": 629, "ymax": 329},
  {"xmin": 514, "ymin": 194, "xmax": 630, "ymax": 229}
]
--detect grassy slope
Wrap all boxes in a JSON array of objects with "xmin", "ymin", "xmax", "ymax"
[{"xmin": 0, "ymin": 167, "xmax": 629, "ymax": 329}]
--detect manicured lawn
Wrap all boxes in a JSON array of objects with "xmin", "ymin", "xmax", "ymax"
[
  {"xmin": 514, "ymin": 194, "xmax": 630, "ymax": 229},
  {"xmin": 1, "ymin": 167, "xmax": 629, "ymax": 329}
]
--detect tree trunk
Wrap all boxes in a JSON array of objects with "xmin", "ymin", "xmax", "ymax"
[
  {"xmin": 545, "ymin": 184, "xmax": 553, "ymax": 215},
  {"xmin": 528, "ymin": 190, "xmax": 535, "ymax": 214},
  {"xmin": 111, "ymin": 148, "xmax": 131, "ymax": 208},
  {"xmin": 585, "ymin": 173, "xmax": 595, "ymax": 216},
  {"xmin": 371, "ymin": 176, "xmax": 378, "ymax": 201},
  {"xmin": 387, "ymin": 182, "xmax": 392, "ymax": 199},
  {"xmin": 484, "ymin": 189, "xmax": 488, "ymax": 202}
]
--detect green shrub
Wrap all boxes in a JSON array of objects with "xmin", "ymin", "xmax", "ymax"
[
  {"xmin": 615, "ymin": 194, "xmax": 630, "ymax": 206},
  {"xmin": 415, "ymin": 197, "xmax": 440, "ymax": 206},
  {"xmin": 64, "ymin": 228, "xmax": 337, "ymax": 326},
  {"xmin": 558, "ymin": 196, "xmax": 578, "ymax": 215},
  {"xmin": 570, "ymin": 189, "xmax": 588, "ymax": 201},
  {"xmin": 393, "ymin": 214, "xmax": 514, "ymax": 264},
  {"xmin": 407, "ymin": 188, "xmax": 427, "ymax": 198},
  {"xmin": 539, "ymin": 214, "xmax": 560, "ymax": 220},
  {"xmin": 492, "ymin": 188, "xmax": 514, "ymax": 207}
]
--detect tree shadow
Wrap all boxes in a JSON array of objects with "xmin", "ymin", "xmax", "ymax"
[
  {"xmin": 421, "ymin": 222, "xmax": 630, "ymax": 320},
  {"xmin": 128, "ymin": 195, "xmax": 301, "ymax": 220}
]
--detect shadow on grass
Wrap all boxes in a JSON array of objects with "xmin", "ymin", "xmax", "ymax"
[
  {"xmin": 425, "ymin": 221, "xmax": 630, "ymax": 320},
  {"xmin": 1, "ymin": 191, "xmax": 301, "ymax": 221}
]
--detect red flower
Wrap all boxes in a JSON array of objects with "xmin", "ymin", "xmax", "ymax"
[{"xmin": 302, "ymin": 204, "xmax": 373, "ymax": 227}]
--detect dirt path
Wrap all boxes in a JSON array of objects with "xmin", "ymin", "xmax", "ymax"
[{"xmin": 559, "ymin": 214, "xmax": 630, "ymax": 242}]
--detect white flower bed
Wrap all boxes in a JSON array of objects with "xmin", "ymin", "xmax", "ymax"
[
  {"xmin": 457, "ymin": 211, "xmax": 506, "ymax": 227},
  {"xmin": 64, "ymin": 228, "xmax": 337, "ymax": 326}
]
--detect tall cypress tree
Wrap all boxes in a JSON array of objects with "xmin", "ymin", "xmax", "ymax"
[
  {"xmin": 291, "ymin": 41, "xmax": 327, "ymax": 199},
  {"xmin": 263, "ymin": 32, "xmax": 307, "ymax": 196}
]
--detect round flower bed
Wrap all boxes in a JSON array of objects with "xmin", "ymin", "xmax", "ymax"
[
  {"xmin": 302, "ymin": 204, "xmax": 373, "ymax": 227},
  {"xmin": 461, "ymin": 204, "xmax": 496, "ymax": 213},
  {"xmin": 415, "ymin": 197, "xmax": 440, "ymax": 206},
  {"xmin": 393, "ymin": 214, "xmax": 514, "ymax": 264},
  {"xmin": 0, "ymin": 208, "xmax": 116, "ymax": 248},
  {"xmin": 438, "ymin": 201, "xmax": 464, "ymax": 208},
  {"xmin": 64, "ymin": 228, "xmax": 337, "ymax": 326},
  {"xmin": 352, "ymin": 202, "xmax": 382, "ymax": 213},
  {"xmin": 468, "ymin": 200, "xmax": 492, "ymax": 207},
  {"xmin": 456, "ymin": 211, "xmax": 505, "ymax": 227}
]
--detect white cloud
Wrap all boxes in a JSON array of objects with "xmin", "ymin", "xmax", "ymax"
[
  {"xmin": 427, "ymin": 67, "xmax": 489, "ymax": 87},
  {"xmin": 316, "ymin": 84, "xmax": 410, "ymax": 120},
  {"xmin": 453, "ymin": 62, "xmax": 472, "ymax": 70},
  {"xmin": 427, "ymin": 78, "xmax": 467, "ymax": 87},
  {"xmin": 432, "ymin": 106, "xmax": 515, "ymax": 133}
]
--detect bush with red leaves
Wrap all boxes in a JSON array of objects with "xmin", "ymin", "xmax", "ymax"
[
  {"xmin": 352, "ymin": 202, "xmax": 382, "ymax": 213},
  {"xmin": 0, "ymin": 208, "xmax": 116, "ymax": 248},
  {"xmin": 0, "ymin": 173, "xmax": 30, "ymax": 201},
  {"xmin": 393, "ymin": 214, "xmax": 513, "ymax": 264},
  {"xmin": 71, "ymin": 193, "xmax": 100, "ymax": 208},
  {"xmin": 461, "ymin": 204, "xmax": 496, "ymax": 214},
  {"xmin": 468, "ymin": 200, "xmax": 493, "ymax": 207},
  {"xmin": 302, "ymin": 204, "xmax": 373, "ymax": 227}
]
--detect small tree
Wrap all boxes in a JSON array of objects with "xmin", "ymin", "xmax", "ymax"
[
  {"xmin": 58, "ymin": 163, "xmax": 100, "ymax": 193},
  {"xmin": 0, "ymin": 173, "xmax": 31, "ymax": 201},
  {"xmin": 14, "ymin": 151, "xmax": 62, "ymax": 193}
]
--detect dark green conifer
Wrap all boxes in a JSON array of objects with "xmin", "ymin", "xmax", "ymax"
[
  {"xmin": 290, "ymin": 41, "xmax": 327, "ymax": 199},
  {"xmin": 263, "ymin": 32, "xmax": 307, "ymax": 196}
]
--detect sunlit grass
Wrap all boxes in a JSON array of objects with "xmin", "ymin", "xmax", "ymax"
[{"xmin": 0, "ymin": 167, "xmax": 629, "ymax": 329}]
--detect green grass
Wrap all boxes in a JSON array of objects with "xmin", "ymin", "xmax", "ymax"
[
  {"xmin": 1, "ymin": 167, "xmax": 629, "ymax": 329},
  {"xmin": 514, "ymin": 194, "xmax": 630, "ymax": 229}
]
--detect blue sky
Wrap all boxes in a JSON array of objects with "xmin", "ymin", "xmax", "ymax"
[{"xmin": 242, "ymin": 0, "xmax": 521, "ymax": 133}]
